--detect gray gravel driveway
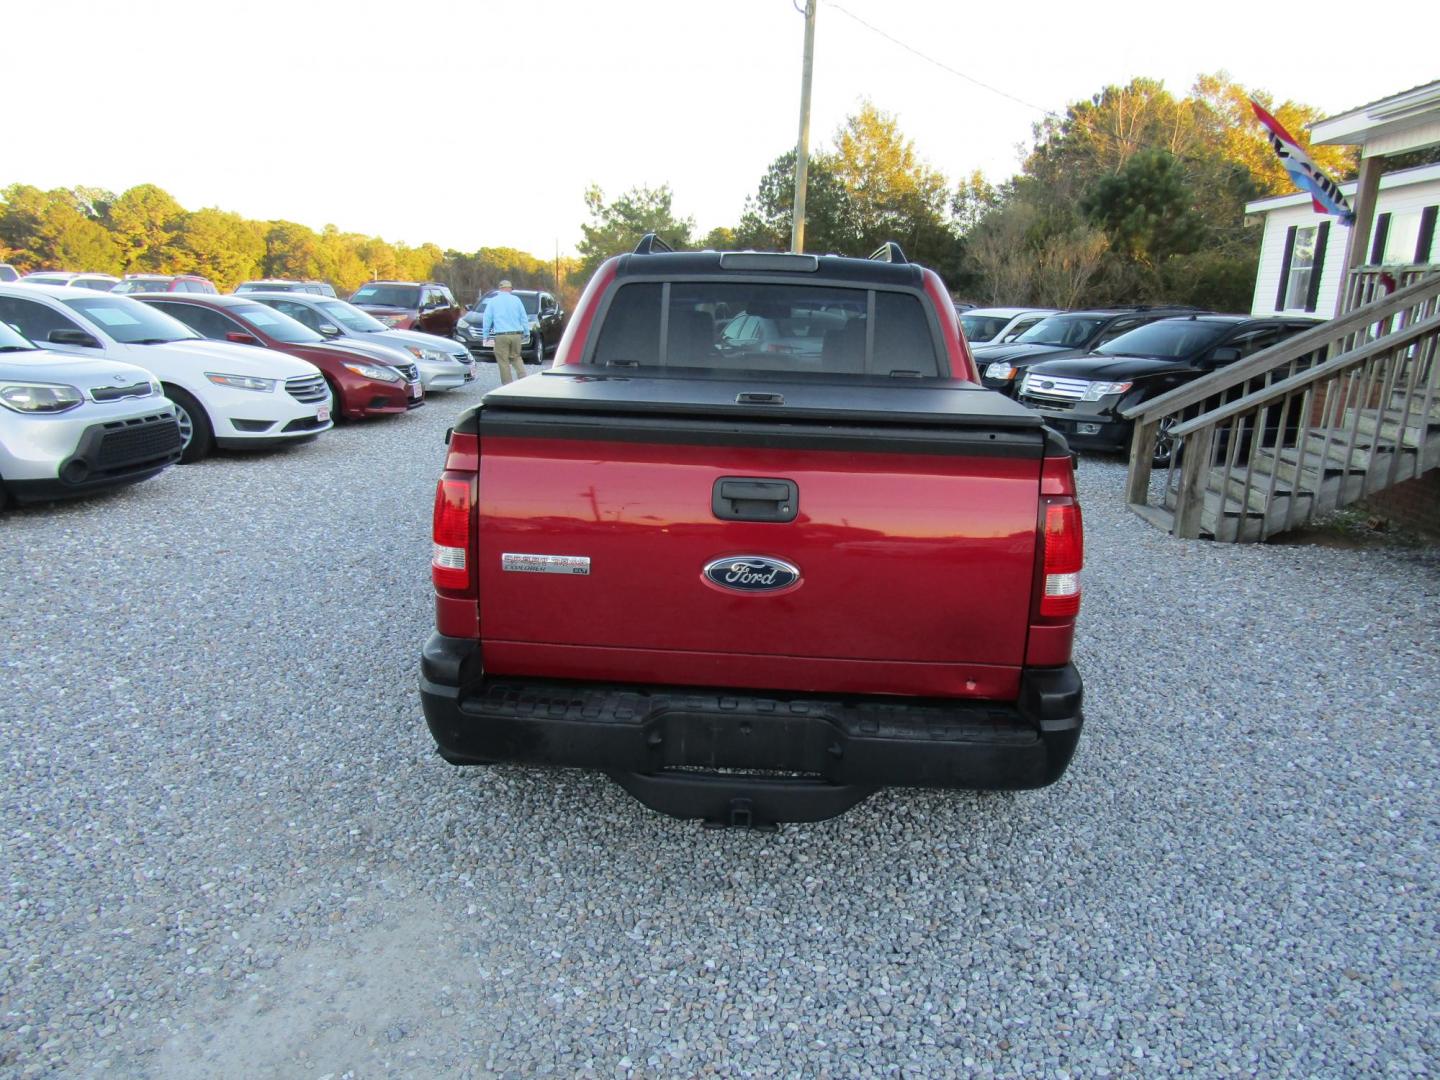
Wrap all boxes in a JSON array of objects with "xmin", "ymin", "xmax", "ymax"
[{"xmin": 2, "ymin": 363, "xmax": 1436, "ymax": 1077}]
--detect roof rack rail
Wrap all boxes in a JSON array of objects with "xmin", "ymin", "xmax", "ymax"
[
  {"xmin": 632, "ymin": 233, "xmax": 674, "ymax": 255},
  {"xmin": 869, "ymin": 242, "xmax": 908, "ymax": 264}
]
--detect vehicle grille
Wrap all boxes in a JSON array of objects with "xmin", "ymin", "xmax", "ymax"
[
  {"xmin": 96, "ymin": 412, "xmax": 182, "ymax": 470},
  {"xmin": 285, "ymin": 374, "xmax": 329, "ymax": 403},
  {"xmin": 1019, "ymin": 373, "xmax": 1089, "ymax": 401},
  {"xmin": 1020, "ymin": 395, "xmax": 1075, "ymax": 412},
  {"xmin": 394, "ymin": 363, "xmax": 419, "ymax": 382},
  {"xmin": 282, "ymin": 415, "xmax": 329, "ymax": 433},
  {"xmin": 90, "ymin": 381, "xmax": 154, "ymax": 403}
]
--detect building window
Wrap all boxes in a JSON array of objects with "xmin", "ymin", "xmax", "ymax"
[{"xmin": 1283, "ymin": 226, "xmax": 1317, "ymax": 310}]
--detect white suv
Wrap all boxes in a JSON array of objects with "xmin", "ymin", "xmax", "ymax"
[
  {"xmin": 0, "ymin": 321, "xmax": 181, "ymax": 508},
  {"xmin": 0, "ymin": 284, "xmax": 333, "ymax": 462}
]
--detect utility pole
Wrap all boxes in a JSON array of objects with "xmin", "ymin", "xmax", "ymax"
[{"xmin": 790, "ymin": 0, "xmax": 817, "ymax": 254}]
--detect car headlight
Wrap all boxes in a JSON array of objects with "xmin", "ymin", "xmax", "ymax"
[
  {"xmin": 342, "ymin": 362, "xmax": 401, "ymax": 382},
  {"xmin": 149, "ymin": 379, "xmax": 163, "ymax": 397},
  {"xmin": 1081, "ymin": 381, "xmax": 1134, "ymax": 401},
  {"xmin": 405, "ymin": 345, "xmax": 448, "ymax": 363},
  {"xmin": 0, "ymin": 382, "xmax": 84, "ymax": 413},
  {"xmin": 378, "ymin": 315, "xmax": 403, "ymax": 327},
  {"xmin": 206, "ymin": 372, "xmax": 277, "ymax": 392},
  {"xmin": 985, "ymin": 361, "xmax": 1018, "ymax": 381}
]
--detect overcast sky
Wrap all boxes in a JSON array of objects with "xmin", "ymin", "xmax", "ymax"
[{"xmin": 6, "ymin": 0, "xmax": 1434, "ymax": 258}]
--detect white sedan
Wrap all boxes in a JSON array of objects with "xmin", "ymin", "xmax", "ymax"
[{"xmin": 0, "ymin": 284, "xmax": 333, "ymax": 462}]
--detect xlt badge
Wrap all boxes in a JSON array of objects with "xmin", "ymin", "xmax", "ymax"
[
  {"xmin": 502, "ymin": 553, "xmax": 590, "ymax": 575},
  {"xmin": 702, "ymin": 556, "xmax": 800, "ymax": 594}
]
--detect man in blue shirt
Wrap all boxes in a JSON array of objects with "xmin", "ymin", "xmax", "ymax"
[{"xmin": 481, "ymin": 279, "xmax": 532, "ymax": 384}]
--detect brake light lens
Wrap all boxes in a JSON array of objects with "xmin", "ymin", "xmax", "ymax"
[
  {"xmin": 1039, "ymin": 501, "xmax": 1083, "ymax": 617},
  {"xmin": 431, "ymin": 476, "xmax": 473, "ymax": 592}
]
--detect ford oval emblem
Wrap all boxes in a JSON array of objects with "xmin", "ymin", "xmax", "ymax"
[{"xmin": 702, "ymin": 556, "xmax": 800, "ymax": 594}]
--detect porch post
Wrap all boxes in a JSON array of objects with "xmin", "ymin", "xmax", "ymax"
[{"xmin": 1337, "ymin": 155, "xmax": 1386, "ymax": 313}]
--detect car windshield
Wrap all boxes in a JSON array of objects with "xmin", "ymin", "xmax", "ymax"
[
  {"xmin": 479, "ymin": 291, "xmax": 539, "ymax": 315},
  {"xmin": 352, "ymin": 284, "xmax": 420, "ymax": 308},
  {"xmin": 959, "ymin": 315, "xmax": 1009, "ymax": 341},
  {"xmin": 232, "ymin": 303, "xmax": 323, "ymax": 343},
  {"xmin": 317, "ymin": 300, "xmax": 387, "ymax": 332},
  {"xmin": 1016, "ymin": 315, "xmax": 1107, "ymax": 347},
  {"xmin": 61, "ymin": 296, "xmax": 200, "ymax": 343},
  {"xmin": 0, "ymin": 321, "xmax": 38, "ymax": 352},
  {"xmin": 73, "ymin": 278, "xmax": 117, "ymax": 291},
  {"xmin": 237, "ymin": 282, "xmax": 294, "ymax": 293},
  {"xmin": 1096, "ymin": 320, "xmax": 1233, "ymax": 359},
  {"xmin": 23, "ymin": 274, "xmax": 73, "ymax": 285},
  {"xmin": 589, "ymin": 281, "xmax": 940, "ymax": 377},
  {"xmin": 112, "ymin": 279, "xmax": 170, "ymax": 294}
]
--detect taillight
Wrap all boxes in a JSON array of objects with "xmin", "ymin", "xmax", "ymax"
[
  {"xmin": 431, "ymin": 474, "xmax": 473, "ymax": 593},
  {"xmin": 1039, "ymin": 501, "xmax": 1083, "ymax": 618}
]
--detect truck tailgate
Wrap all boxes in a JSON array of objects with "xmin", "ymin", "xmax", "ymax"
[{"xmin": 474, "ymin": 372, "xmax": 1050, "ymax": 698}]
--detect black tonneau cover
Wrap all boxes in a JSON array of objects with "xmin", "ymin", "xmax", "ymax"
[
  {"xmin": 476, "ymin": 368, "xmax": 1046, "ymax": 429},
  {"xmin": 461, "ymin": 368, "xmax": 1063, "ymax": 459}
]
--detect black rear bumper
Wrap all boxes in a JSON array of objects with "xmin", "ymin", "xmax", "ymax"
[{"xmin": 419, "ymin": 633, "xmax": 1083, "ymax": 826}]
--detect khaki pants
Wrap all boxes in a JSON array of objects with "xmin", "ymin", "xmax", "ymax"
[{"xmin": 493, "ymin": 333, "xmax": 526, "ymax": 383}]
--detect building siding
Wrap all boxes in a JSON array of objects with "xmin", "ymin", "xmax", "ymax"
[{"xmin": 1248, "ymin": 168, "xmax": 1440, "ymax": 317}]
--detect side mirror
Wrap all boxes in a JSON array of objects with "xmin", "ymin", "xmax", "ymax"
[
  {"xmin": 1208, "ymin": 346, "xmax": 1241, "ymax": 366},
  {"xmin": 317, "ymin": 323, "xmax": 341, "ymax": 337},
  {"xmin": 226, "ymin": 331, "xmax": 260, "ymax": 346},
  {"xmin": 48, "ymin": 328, "xmax": 100, "ymax": 348}
]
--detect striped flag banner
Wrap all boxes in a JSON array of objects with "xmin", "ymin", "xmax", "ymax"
[{"xmin": 1251, "ymin": 99, "xmax": 1355, "ymax": 225}]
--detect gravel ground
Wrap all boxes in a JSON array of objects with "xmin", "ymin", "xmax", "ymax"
[{"xmin": 2, "ymin": 362, "xmax": 1437, "ymax": 1078}]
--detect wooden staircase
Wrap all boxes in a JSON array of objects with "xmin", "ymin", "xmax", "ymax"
[{"xmin": 1124, "ymin": 270, "xmax": 1440, "ymax": 542}]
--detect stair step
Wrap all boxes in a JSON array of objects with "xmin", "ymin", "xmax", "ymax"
[{"xmin": 1351, "ymin": 410, "xmax": 1429, "ymax": 448}]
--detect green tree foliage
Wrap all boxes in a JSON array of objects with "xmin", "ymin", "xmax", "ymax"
[
  {"xmin": 0, "ymin": 184, "xmax": 123, "ymax": 273},
  {"xmin": 174, "ymin": 209, "xmax": 265, "ymax": 288},
  {"xmin": 961, "ymin": 73, "xmax": 1351, "ymax": 308},
  {"xmin": 1082, "ymin": 148, "xmax": 1203, "ymax": 268},
  {"xmin": 576, "ymin": 184, "xmax": 695, "ymax": 279},
  {"xmin": 0, "ymin": 183, "xmax": 485, "ymax": 294},
  {"xmin": 104, "ymin": 184, "xmax": 186, "ymax": 271},
  {"xmin": 437, "ymin": 246, "xmax": 578, "ymax": 307}
]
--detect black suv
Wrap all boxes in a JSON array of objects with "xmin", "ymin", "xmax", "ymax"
[
  {"xmin": 454, "ymin": 288, "xmax": 566, "ymax": 364},
  {"xmin": 1017, "ymin": 315, "xmax": 1319, "ymax": 463},
  {"xmin": 350, "ymin": 281, "xmax": 462, "ymax": 337},
  {"xmin": 975, "ymin": 307, "xmax": 1205, "ymax": 397}
]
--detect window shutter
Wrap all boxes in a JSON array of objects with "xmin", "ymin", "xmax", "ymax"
[
  {"xmin": 1416, "ymin": 206, "xmax": 1437, "ymax": 264},
  {"xmin": 1275, "ymin": 226, "xmax": 1298, "ymax": 311},
  {"xmin": 1370, "ymin": 213, "xmax": 1391, "ymax": 264},
  {"xmin": 1304, "ymin": 221, "xmax": 1330, "ymax": 313}
]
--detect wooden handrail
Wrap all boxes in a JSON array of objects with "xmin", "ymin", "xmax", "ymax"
[
  {"xmin": 1123, "ymin": 271, "xmax": 1440, "ymax": 423},
  {"xmin": 1166, "ymin": 313, "xmax": 1440, "ymax": 438}
]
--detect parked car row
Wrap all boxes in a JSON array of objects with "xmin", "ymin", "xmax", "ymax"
[
  {"xmin": 967, "ymin": 306, "xmax": 1321, "ymax": 464},
  {"xmin": 0, "ymin": 282, "xmax": 478, "ymax": 509}
]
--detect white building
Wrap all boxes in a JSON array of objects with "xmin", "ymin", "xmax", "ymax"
[
  {"xmin": 1245, "ymin": 80, "xmax": 1440, "ymax": 318},
  {"xmin": 1247, "ymin": 164, "xmax": 1439, "ymax": 316}
]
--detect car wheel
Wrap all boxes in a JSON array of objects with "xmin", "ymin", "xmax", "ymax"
[
  {"xmin": 531, "ymin": 336, "xmax": 545, "ymax": 366},
  {"xmin": 1152, "ymin": 416, "xmax": 1179, "ymax": 468},
  {"xmin": 166, "ymin": 385, "xmax": 213, "ymax": 463}
]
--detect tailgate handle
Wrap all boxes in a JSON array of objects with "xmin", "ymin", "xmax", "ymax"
[
  {"xmin": 713, "ymin": 477, "xmax": 798, "ymax": 523},
  {"xmin": 736, "ymin": 392, "xmax": 784, "ymax": 405}
]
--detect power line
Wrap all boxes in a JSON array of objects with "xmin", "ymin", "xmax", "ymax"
[{"xmin": 825, "ymin": 1, "xmax": 1060, "ymax": 120}]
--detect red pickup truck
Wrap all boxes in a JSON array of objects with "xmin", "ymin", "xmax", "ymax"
[{"xmin": 420, "ymin": 239, "xmax": 1084, "ymax": 828}]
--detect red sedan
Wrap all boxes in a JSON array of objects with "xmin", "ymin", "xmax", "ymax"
[{"xmin": 135, "ymin": 294, "xmax": 424, "ymax": 419}]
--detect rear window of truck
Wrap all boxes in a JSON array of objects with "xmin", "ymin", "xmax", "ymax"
[{"xmin": 590, "ymin": 281, "xmax": 942, "ymax": 377}]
